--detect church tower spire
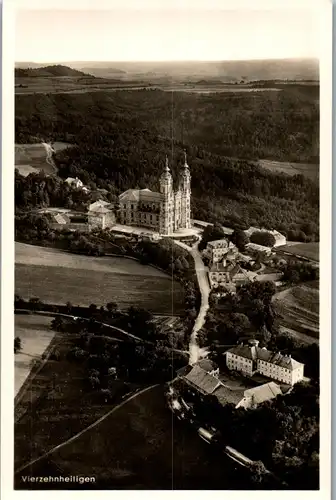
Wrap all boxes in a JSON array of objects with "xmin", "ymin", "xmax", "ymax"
[
  {"xmin": 179, "ymin": 150, "xmax": 191, "ymax": 230},
  {"xmin": 159, "ymin": 155, "xmax": 173, "ymax": 235}
]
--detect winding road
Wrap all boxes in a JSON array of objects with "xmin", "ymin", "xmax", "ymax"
[{"xmin": 174, "ymin": 238, "xmax": 210, "ymax": 364}]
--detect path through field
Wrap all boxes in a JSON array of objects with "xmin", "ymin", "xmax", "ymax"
[
  {"xmin": 15, "ymin": 385, "xmax": 236, "ymax": 489},
  {"xmin": 174, "ymin": 238, "xmax": 210, "ymax": 363},
  {"xmin": 15, "ymin": 142, "xmax": 70, "ymax": 176}
]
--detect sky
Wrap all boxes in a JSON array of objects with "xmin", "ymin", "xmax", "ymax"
[{"xmin": 15, "ymin": 8, "xmax": 320, "ymax": 63}]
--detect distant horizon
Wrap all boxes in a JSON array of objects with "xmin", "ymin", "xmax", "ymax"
[{"xmin": 16, "ymin": 56, "xmax": 319, "ymax": 64}]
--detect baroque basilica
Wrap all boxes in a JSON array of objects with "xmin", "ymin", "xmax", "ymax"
[{"xmin": 119, "ymin": 152, "xmax": 191, "ymax": 235}]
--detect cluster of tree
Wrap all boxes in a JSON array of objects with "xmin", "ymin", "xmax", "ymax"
[
  {"xmin": 52, "ymin": 309, "xmax": 188, "ymax": 388},
  {"xmin": 198, "ymin": 223, "xmax": 226, "ymax": 251},
  {"xmin": 227, "ymin": 382, "xmax": 319, "ymax": 489},
  {"xmin": 174, "ymin": 376, "xmax": 319, "ymax": 489},
  {"xmin": 15, "ymin": 64, "xmax": 92, "ymax": 78},
  {"xmin": 250, "ymin": 231, "xmax": 276, "ymax": 247},
  {"xmin": 15, "ymin": 89, "xmax": 319, "ymax": 239},
  {"xmin": 15, "ymin": 170, "xmax": 98, "ymax": 211},
  {"xmin": 14, "ymin": 336, "xmax": 22, "ymax": 354},
  {"xmin": 282, "ymin": 261, "xmax": 319, "ymax": 284}
]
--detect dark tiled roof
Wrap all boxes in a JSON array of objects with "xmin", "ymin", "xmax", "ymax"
[
  {"xmin": 227, "ymin": 345, "xmax": 256, "ymax": 360},
  {"xmin": 244, "ymin": 382, "xmax": 282, "ymax": 404},
  {"xmin": 227, "ymin": 345, "xmax": 303, "ymax": 371},
  {"xmin": 196, "ymin": 359, "xmax": 218, "ymax": 373},
  {"xmin": 213, "ymin": 385, "xmax": 245, "ymax": 406},
  {"xmin": 184, "ymin": 365, "xmax": 221, "ymax": 394}
]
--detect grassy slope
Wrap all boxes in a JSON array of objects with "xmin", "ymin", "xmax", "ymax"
[
  {"xmin": 273, "ymin": 281, "xmax": 319, "ymax": 341},
  {"xmin": 14, "ymin": 331, "xmax": 133, "ymax": 471},
  {"xmin": 276, "ymin": 242, "xmax": 319, "ymax": 262},
  {"xmin": 17, "ymin": 385, "xmax": 236, "ymax": 490}
]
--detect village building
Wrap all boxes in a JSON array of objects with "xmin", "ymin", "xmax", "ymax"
[
  {"xmin": 208, "ymin": 261, "xmax": 256, "ymax": 291},
  {"xmin": 118, "ymin": 153, "xmax": 191, "ymax": 236},
  {"xmin": 64, "ymin": 176, "xmax": 89, "ymax": 192},
  {"xmin": 88, "ymin": 199, "xmax": 115, "ymax": 230},
  {"xmin": 204, "ymin": 238, "xmax": 238, "ymax": 263},
  {"xmin": 225, "ymin": 340, "xmax": 304, "ymax": 386},
  {"xmin": 245, "ymin": 242, "xmax": 273, "ymax": 258},
  {"xmin": 176, "ymin": 360, "xmax": 283, "ymax": 410}
]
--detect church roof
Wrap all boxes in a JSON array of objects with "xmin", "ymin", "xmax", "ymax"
[{"xmin": 119, "ymin": 188, "xmax": 163, "ymax": 202}]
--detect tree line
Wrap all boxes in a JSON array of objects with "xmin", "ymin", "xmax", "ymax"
[{"xmin": 15, "ymin": 89, "xmax": 319, "ymax": 241}]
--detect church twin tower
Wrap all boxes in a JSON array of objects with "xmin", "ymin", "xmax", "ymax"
[
  {"xmin": 118, "ymin": 151, "xmax": 191, "ymax": 236},
  {"xmin": 159, "ymin": 152, "xmax": 191, "ymax": 235}
]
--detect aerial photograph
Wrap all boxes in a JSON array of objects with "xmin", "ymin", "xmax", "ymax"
[{"xmin": 13, "ymin": 4, "xmax": 320, "ymax": 491}]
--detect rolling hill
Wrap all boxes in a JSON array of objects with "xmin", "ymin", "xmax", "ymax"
[
  {"xmin": 15, "ymin": 65, "xmax": 93, "ymax": 78},
  {"xmin": 15, "ymin": 58, "xmax": 319, "ymax": 82}
]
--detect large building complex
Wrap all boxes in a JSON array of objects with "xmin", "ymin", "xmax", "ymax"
[
  {"xmin": 226, "ymin": 340, "xmax": 304, "ymax": 386},
  {"xmin": 118, "ymin": 153, "xmax": 191, "ymax": 236}
]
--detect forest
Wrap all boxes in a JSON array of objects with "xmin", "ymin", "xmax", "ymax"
[{"xmin": 15, "ymin": 88, "xmax": 319, "ymax": 240}]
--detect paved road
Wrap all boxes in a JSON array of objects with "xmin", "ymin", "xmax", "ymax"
[{"xmin": 174, "ymin": 239, "xmax": 210, "ymax": 364}]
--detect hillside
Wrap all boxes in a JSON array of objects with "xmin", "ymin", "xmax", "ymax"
[
  {"xmin": 15, "ymin": 88, "xmax": 319, "ymax": 241},
  {"xmin": 15, "ymin": 65, "xmax": 92, "ymax": 78},
  {"xmin": 16, "ymin": 58, "xmax": 319, "ymax": 82},
  {"xmin": 69, "ymin": 58, "xmax": 319, "ymax": 82}
]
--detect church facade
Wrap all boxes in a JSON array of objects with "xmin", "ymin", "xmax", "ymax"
[{"xmin": 118, "ymin": 153, "xmax": 191, "ymax": 235}]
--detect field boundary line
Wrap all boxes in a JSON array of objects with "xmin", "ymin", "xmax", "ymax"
[{"xmin": 15, "ymin": 384, "xmax": 158, "ymax": 475}]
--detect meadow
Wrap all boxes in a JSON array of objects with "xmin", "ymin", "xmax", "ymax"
[
  {"xmin": 14, "ymin": 329, "xmax": 131, "ymax": 471},
  {"xmin": 15, "ymin": 314, "xmax": 56, "ymax": 396},
  {"xmin": 276, "ymin": 242, "xmax": 319, "ymax": 262},
  {"xmin": 15, "ymin": 243, "xmax": 185, "ymax": 315},
  {"xmin": 273, "ymin": 281, "xmax": 319, "ymax": 343},
  {"xmin": 257, "ymin": 159, "xmax": 319, "ymax": 182},
  {"xmin": 15, "ymin": 142, "xmax": 70, "ymax": 176}
]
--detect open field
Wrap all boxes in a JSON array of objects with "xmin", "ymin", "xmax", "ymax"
[
  {"xmin": 16, "ymin": 385, "xmax": 238, "ymax": 489},
  {"xmin": 257, "ymin": 159, "xmax": 319, "ymax": 182},
  {"xmin": 15, "ymin": 314, "xmax": 56, "ymax": 396},
  {"xmin": 275, "ymin": 242, "xmax": 319, "ymax": 262},
  {"xmin": 15, "ymin": 142, "xmax": 70, "ymax": 176},
  {"xmin": 14, "ymin": 330, "xmax": 134, "ymax": 471},
  {"xmin": 273, "ymin": 281, "xmax": 319, "ymax": 343},
  {"xmin": 15, "ymin": 76, "xmax": 284, "ymax": 96},
  {"xmin": 15, "ymin": 243, "xmax": 185, "ymax": 315}
]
